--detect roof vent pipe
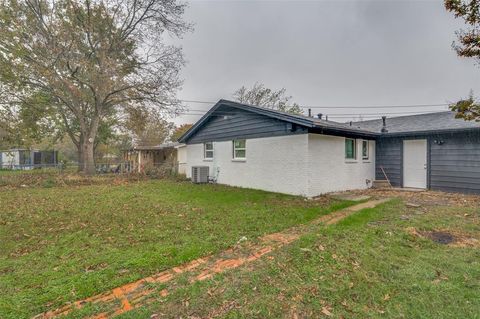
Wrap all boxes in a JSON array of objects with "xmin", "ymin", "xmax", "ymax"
[
  {"xmin": 317, "ymin": 113, "xmax": 323, "ymax": 119},
  {"xmin": 381, "ymin": 116, "xmax": 388, "ymax": 133},
  {"xmin": 308, "ymin": 108, "xmax": 312, "ymax": 117}
]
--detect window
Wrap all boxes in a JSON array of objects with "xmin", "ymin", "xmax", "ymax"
[
  {"xmin": 362, "ymin": 140, "xmax": 369, "ymax": 160},
  {"xmin": 204, "ymin": 142, "xmax": 214, "ymax": 159},
  {"xmin": 345, "ymin": 138, "xmax": 356, "ymax": 160},
  {"xmin": 232, "ymin": 139, "xmax": 246, "ymax": 159}
]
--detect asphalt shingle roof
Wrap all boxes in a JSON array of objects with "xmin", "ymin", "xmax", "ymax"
[
  {"xmin": 226, "ymin": 101, "xmax": 480, "ymax": 135},
  {"xmin": 351, "ymin": 111, "xmax": 480, "ymax": 134},
  {"xmin": 180, "ymin": 100, "xmax": 480, "ymax": 143},
  {"xmin": 217, "ymin": 100, "xmax": 378, "ymax": 135}
]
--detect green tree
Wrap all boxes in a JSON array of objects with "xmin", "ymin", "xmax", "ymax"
[
  {"xmin": 445, "ymin": 0, "xmax": 480, "ymax": 121},
  {"xmin": 232, "ymin": 82, "xmax": 303, "ymax": 115},
  {"xmin": 171, "ymin": 123, "xmax": 193, "ymax": 142},
  {"xmin": 0, "ymin": 0, "xmax": 190, "ymax": 174},
  {"xmin": 123, "ymin": 106, "xmax": 174, "ymax": 146}
]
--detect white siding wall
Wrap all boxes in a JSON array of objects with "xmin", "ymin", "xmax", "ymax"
[
  {"xmin": 0, "ymin": 151, "xmax": 18, "ymax": 168},
  {"xmin": 307, "ymin": 134, "xmax": 375, "ymax": 197},
  {"xmin": 176, "ymin": 146, "xmax": 187, "ymax": 175},
  {"xmin": 184, "ymin": 133, "xmax": 375, "ymax": 197},
  {"xmin": 186, "ymin": 134, "xmax": 310, "ymax": 196}
]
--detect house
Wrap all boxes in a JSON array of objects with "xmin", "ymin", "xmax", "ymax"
[
  {"xmin": 354, "ymin": 112, "xmax": 480, "ymax": 194},
  {"xmin": 123, "ymin": 142, "xmax": 183, "ymax": 173},
  {"xmin": 178, "ymin": 99, "xmax": 480, "ymax": 196},
  {"xmin": 0, "ymin": 149, "xmax": 59, "ymax": 170}
]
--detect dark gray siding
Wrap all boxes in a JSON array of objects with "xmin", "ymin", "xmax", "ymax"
[
  {"xmin": 187, "ymin": 106, "xmax": 307, "ymax": 144},
  {"xmin": 375, "ymin": 138, "xmax": 403, "ymax": 187},
  {"xmin": 429, "ymin": 132, "xmax": 480, "ymax": 194},
  {"xmin": 376, "ymin": 132, "xmax": 480, "ymax": 194}
]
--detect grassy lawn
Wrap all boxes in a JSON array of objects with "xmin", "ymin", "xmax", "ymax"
[
  {"xmin": 120, "ymin": 199, "xmax": 480, "ymax": 319},
  {"xmin": 0, "ymin": 179, "xmax": 352, "ymax": 319},
  {"xmin": 0, "ymin": 168, "xmax": 61, "ymax": 175}
]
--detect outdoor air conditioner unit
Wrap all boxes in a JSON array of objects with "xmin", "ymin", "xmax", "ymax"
[{"xmin": 191, "ymin": 166, "xmax": 209, "ymax": 184}]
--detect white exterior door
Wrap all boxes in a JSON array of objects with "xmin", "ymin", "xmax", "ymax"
[{"xmin": 403, "ymin": 139, "xmax": 427, "ymax": 189}]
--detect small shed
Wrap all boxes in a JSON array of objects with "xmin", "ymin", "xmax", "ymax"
[{"xmin": 123, "ymin": 142, "xmax": 184, "ymax": 173}]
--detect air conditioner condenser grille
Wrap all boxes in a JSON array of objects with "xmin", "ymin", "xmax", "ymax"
[{"xmin": 191, "ymin": 166, "xmax": 209, "ymax": 183}]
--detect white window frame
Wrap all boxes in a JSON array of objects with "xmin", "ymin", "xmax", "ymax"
[
  {"xmin": 204, "ymin": 142, "xmax": 214, "ymax": 160},
  {"xmin": 362, "ymin": 140, "xmax": 369, "ymax": 161},
  {"xmin": 345, "ymin": 138, "xmax": 357, "ymax": 160},
  {"xmin": 232, "ymin": 139, "xmax": 246, "ymax": 160}
]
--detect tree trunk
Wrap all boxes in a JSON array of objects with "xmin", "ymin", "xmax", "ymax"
[
  {"xmin": 82, "ymin": 139, "xmax": 96, "ymax": 175},
  {"xmin": 77, "ymin": 135, "xmax": 84, "ymax": 172},
  {"xmin": 77, "ymin": 147, "xmax": 83, "ymax": 173}
]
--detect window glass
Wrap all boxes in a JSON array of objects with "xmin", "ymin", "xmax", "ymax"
[
  {"xmin": 345, "ymin": 138, "xmax": 356, "ymax": 159},
  {"xmin": 362, "ymin": 140, "xmax": 369, "ymax": 160},
  {"xmin": 234, "ymin": 140, "xmax": 246, "ymax": 149},
  {"xmin": 204, "ymin": 142, "xmax": 214, "ymax": 159},
  {"xmin": 233, "ymin": 139, "xmax": 246, "ymax": 159}
]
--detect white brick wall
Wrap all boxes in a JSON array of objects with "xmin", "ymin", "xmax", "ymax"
[
  {"xmin": 306, "ymin": 134, "xmax": 375, "ymax": 197},
  {"xmin": 185, "ymin": 133, "xmax": 375, "ymax": 197},
  {"xmin": 186, "ymin": 134, "xmax": 310, "ymax": 196}
]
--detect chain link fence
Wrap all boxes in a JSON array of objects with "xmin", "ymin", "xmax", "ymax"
[{"xmin": 0, "ymin": 161, "xmax": 182, "ymax": 175}]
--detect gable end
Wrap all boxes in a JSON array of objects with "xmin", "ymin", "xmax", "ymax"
[{"xmin": 185, "ymin": 105, "xmax": 308, "ymax": 144}]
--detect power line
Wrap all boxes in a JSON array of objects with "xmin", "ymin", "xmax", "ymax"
[
  {"xmin": 179, "ymin": 99, "xmax": 451, "ymax": 109},
  {"xmin": 180, "ymin": 100, "xmax": 215, "ymax": 104},
  {"xmin": 173, "ymin": 106, "xmax": 448, "ymax": 119},
  {"xmin": 179, "ymin": 109, "xmax": 445, "ymax": 116},
  {"xmin": 171, "ymin": 99, "xmax": 451, "ymax": 122},
  {"xmin": 171, "ymin": 112, "xmax": 441, "ymax": 122}
]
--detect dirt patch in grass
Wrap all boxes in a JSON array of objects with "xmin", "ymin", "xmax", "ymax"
[
  {"xmin": 407, "ymin": 227, "xmax": 480, "ymax": 248},
  {"xmin": 426, "ymin": 231, "xmax": 455, "ymax": 244},
  {"xmin": 348, "ymin": 188, "xmax": 480, "ymax": 207}
]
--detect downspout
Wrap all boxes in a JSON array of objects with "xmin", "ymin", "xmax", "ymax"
[{"xmin": 212, "ymin": 143, "xmax": 220, "ymax": 183}]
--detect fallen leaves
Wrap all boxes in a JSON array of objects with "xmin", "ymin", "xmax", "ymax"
[
  {"xmin": 85, "ymin": 262, "xmax": 108, "ymax": 273},
  {"xmin": 432, "ymin": 270, "xmax": 449, "ymax": 285},
  {"xmin": 321, "ymin": 306, "xmax": 333, "ymax": 316}
]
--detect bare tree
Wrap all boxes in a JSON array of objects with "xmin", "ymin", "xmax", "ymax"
[
  {"xmin": 232, "ymin": 82, "xmax": 303, "ymax": 115},
  {"xmin": 0, "ymin": 0, "xmax": 190, "ymax": 173}
]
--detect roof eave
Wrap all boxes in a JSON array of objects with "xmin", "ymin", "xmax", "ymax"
[
  {"xmin": 310, "ymin": 126, "xmax": 381, "ymax": 138},
  {"xmin": 380, "ymin": 127, "xmax": 480, "ymax": 137}
]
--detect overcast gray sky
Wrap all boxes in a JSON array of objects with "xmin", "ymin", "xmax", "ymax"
[{"xmin": 171, "ymin": 0, "xmax": 480, "ymax": 124}]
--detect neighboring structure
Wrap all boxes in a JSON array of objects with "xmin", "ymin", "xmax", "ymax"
[
  {"xmin": 179, "ymin": 99, "xmax": 480, "ymax": 196},
  {"xmin": 123, "ymin": 142, "xmax": 183, "ymax": 173},
  {"xmin": 175, "ymin": 144, "xmax": 188, "ymax": 175},
  {"xmin": 0, "ymin": 149, "xmax": 59, "ymax": 170}
]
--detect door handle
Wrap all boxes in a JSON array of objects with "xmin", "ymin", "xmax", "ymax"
[{"xmin": 424, "ymin": 164, "xmax": 427, "ymax": 169}]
